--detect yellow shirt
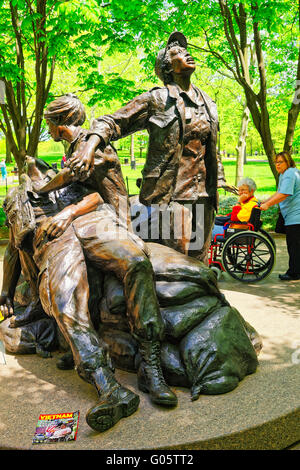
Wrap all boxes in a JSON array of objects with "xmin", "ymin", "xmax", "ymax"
[
  {"xmin": 231, "ymin": 196, "xmax": 258, "ymax": 222},
  {"xmin": 238, "ymin": 196, "xmax": 258, "ymax": 222}
]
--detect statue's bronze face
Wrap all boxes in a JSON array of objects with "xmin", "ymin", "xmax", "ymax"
[
  {"xmin": 46, "ymin": 119, "xmax": 63, "ymax": 142},
  {"xmin": 168, "ymin": 46, "xmax": 195, "ymax": 75}
]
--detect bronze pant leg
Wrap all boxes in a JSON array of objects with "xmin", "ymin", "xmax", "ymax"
[
  {"xmin": 149, "ymin": 199, "xmax": 214, "ymax": 264},
  {"xmin": 35, "ymin": 227, "xmax": 111, "ymax": 383},
  {"xmin": 73, "ymin": 211, "xmax": 178, "ymax": 408},
  {"xmin": 186, "ymin": 197, "xmax": 215, "ymax": 265},
  {"xmin": 73, "ymin": 212, "xmax": 164, "ymax": 342},
  {"xmin": 1, "ymin": 239, "xmax": 21, "ymax": 299},
  {"xmin": 18, "ymin": 250, "xmax": 40, "ymax": 298},
  {"xmin": 155, "ymin": 202, "xmax": 192, "ymax": 256}
]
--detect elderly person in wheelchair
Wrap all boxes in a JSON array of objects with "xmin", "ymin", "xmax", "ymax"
[
  {"xmin": 209, "ymin": 177, "xmax": 276, "ymax": 282},
  {"xmin": 212, "ymin": 178, "xmax": 258, "ymax": 240}
]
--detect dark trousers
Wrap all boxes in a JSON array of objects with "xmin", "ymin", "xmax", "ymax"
[
  {"xmin": 285, "ymin": 224, "xmax": 300, "ymax": 277},
  {"xmin": 186, "ymin": 197, "xmax": 215, "ymax": 265}
]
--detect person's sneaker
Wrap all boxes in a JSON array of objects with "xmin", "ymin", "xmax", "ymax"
[{"xmin": 279, "ymin": 273, "xmax": 300, "ymax": 281}]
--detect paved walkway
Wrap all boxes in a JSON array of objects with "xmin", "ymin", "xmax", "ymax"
[{"xmin": 0, "ymin": 234, "xmax": 299, "ymax": 450}]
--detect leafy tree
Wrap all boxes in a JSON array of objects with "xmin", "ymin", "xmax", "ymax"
[
  {"xmin": 91, "ymin": 0, "xmax": 300, "ymax": 183},
  {"xmin": 0, "ymin": 0, "xmax": 107, "ymax": 174},
  {"xmin": 210, "ymin": 0, "xmax": 300, "ymax": 181},
  {"xmin": 1, "ymin": 0, "xmax": 299, "ymax": 187}
]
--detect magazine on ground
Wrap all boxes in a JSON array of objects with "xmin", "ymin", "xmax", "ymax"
[{"xmin": 32, "ymin": 411, "xmax": 80, "ymax": 444}]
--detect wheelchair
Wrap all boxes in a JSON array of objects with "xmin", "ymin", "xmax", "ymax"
[{"xmin": 209, "ymin": 207, "xmax": 276, "ymax": 283}]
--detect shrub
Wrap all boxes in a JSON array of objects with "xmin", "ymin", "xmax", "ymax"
[
  {"xmin": 218, "ymin": 195, "xmax": 238, "ymax": 215},
  {"xmin": 0, "ymin": 207, "xmax": 6, "ymax": 227}
]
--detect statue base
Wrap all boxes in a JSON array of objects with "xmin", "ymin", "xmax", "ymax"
[{"xmin": 0, "ymin": 287, "xmax": 299, "ymax": 450}]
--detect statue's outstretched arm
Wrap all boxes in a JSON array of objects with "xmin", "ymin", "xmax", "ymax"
[
  {"xmin": 35, "ymin": 167, "xmax": 75, "ymax": 194},
  {"xmin": 66, "ymin": 91, "xmax": 151, "ymax": 177}
]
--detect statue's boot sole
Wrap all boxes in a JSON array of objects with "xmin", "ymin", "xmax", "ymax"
[
  {"xmin": 56, "ymin": 352, "xmax": 75, "ymax": 370},
  {"xmin": 86, "ymin": 392, "xmax": 140, "ymax": 432},
  {"xmin": 138, "ymin": 380, "xmax": 178, "ymax": 407}
]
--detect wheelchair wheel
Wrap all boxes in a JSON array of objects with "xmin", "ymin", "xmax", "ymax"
[
  {"xmin": 258, "ymin": 228, "xmax": 276, "ymax": 252},
  {"xmin": 221, "ymin": 231, "xmax": 276, "ymax": 282}
]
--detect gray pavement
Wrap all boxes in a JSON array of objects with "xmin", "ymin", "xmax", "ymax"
[{"xmin": 0, "ymin": 234, "xmax": 299, "ymax": 450}]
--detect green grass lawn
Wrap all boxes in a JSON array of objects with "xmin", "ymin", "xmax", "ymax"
[
  {"xmin": 2, "ymin": 151, "xmax": 299, "ymax": 196},
  {"xmin": 1, "ymin": 152, "xmax": 297, "ymax": 197},
  {"xmin": 219, "ymin": 160, "xmax": 278, "ymax": 194},
  {"xmin": 1, "ymin": 153, "xmax": 299, "ymax": 231},
  {"xmin": 122, "ymin": 159, "xmax": 281, "ymax": 197}
]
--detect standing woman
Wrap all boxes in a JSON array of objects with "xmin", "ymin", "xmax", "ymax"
[
  {"xmin": 0, "ymin": 160, "xmax": 7, "ymax": 182},
  {"xmin": 260, "ymin": 151, "xmax": 300, "ymax": 281}
]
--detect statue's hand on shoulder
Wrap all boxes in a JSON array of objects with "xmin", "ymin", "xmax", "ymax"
[
  {"xmin": 66, "ymin": 137, "xmax": 97, "ymax": 180},
  {"xmin": 0, "ymin": 296, "xmax": 14, "ymax": 318}
]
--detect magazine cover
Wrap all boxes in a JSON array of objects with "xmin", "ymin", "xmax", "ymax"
[{"xmin": 32, "ymin": 411, "xmax": 80, "ymax": 444}]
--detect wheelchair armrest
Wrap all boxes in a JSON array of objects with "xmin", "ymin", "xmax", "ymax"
[{"xmin": 227, "ymin": 223, "xmax": 249, "ymax": 230}]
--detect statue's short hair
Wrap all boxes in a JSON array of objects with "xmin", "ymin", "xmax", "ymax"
[
  {"xmin": 44, "ymin": 93, "xmax": 86, "ymax": 127},
  {"xmin": 237, "ymin": 177, "xmax": 257, "ymax": 192}
]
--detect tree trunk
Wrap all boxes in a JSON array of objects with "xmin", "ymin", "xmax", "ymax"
[
  {"xmin": 284, "ymin": 43, "xmax": 300, "ymax": 153},
  {"xmin": 259, "ymin": 106, "xmax": 278, "ymax": 185},
  {"xmin": 235, "ymin": 105, "xmax": 250, "ymax": 185},
  {"xmin": 5, "ymin": 138, "xmax": 12, "ymax": 164},
  {"xmin": 242, "ymin": 69, "xmax": 278, "ymax": 184},
  {"xmin": 14, "ymin": 148, "xmax": 26, "ymax": 182},
  {"xmin": 284, "ymin": 102, "xmax": 300, "ymax": 154},
  {"xmin": 130, "ymin": 134, "xmax": 136, "ymax": 169}
]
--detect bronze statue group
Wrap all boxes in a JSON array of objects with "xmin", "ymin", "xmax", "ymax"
[{"xmin": 0, "ymin": 32, "xmax": 260, "ymax": 433}]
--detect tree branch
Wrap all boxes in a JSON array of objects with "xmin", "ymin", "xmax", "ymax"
[
  {"xmin": 0, "ymin": 104, "xmax": 19, "ymax": 157},
  {"xmin": 251, "ymin": 2, "xmax": 267, "ymax": 105},
  {"xmin": 3, "ymin": 80, "xmax": 21, "ymax": 144},
  {"xmin": 189, "ymin": 32, "xmax": 241, "ymax": 85},
  {"xmin": 218, "ymin": 0, "xmax": 245, "ymax": 82},
  {"xmin": 9, "ymin": 2, "xmax": 27, "ymax": 125},
  {"xmin": 45, "ymin": 55, "xmax": 56, "ymax": 102}
]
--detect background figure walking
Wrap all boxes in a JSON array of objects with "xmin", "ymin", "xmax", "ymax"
[{"xmin": 0, "ymin": 160, "xmax": 7, "ymax": 183}]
